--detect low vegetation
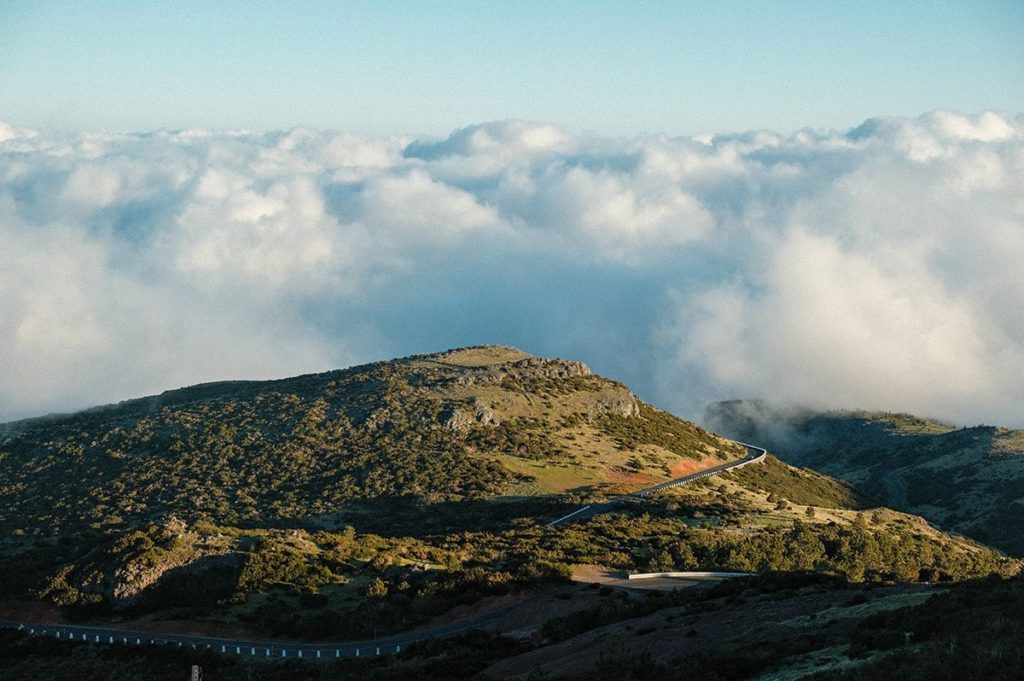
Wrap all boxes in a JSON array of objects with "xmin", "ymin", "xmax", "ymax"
[
  {"xmin": 0, "ymin": 347, "xmax": 1017, "ymax": 680},
  {"xmin": 5, "ymin": 573, "xmax": 1023, "ymax": 680},
  {"xmin": 708, "ymin": 400, "xmax": 1024, "ymax": 555},
  {"xmin": 0, "ymin": 346, "xmax": 740, "ymax": 536},
  {"xmin": 1, "ymin": 472, "xmax": 1011, "ymax": 641}
]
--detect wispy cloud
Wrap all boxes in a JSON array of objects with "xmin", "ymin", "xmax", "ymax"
[{"xmin": 1, "ymin": 113, "xmax": 1022, "ymax": 426}]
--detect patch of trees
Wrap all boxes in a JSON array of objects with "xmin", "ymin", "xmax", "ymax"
[
  {"xmin": 808, "ymin": 575, "xmax": 1024, "ymax": 680},
  {"xmin": 596, "ymin": 404, "xmax": 719, "ymax": 461},
  {"xmin": 724, "ymin": 455, "xmax": 868, "ymax": 509}
]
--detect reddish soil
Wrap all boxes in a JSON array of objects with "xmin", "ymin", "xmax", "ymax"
[
  {"xmin": 670, "ymin": 455, "xmax": 721, "ymax": 478},
  {"xmin": 571, "ymin": 565, "xmax": 623, "ymax": 584},
  {"xmin": 571, "ymin": 565, "xmax": 709, "ymax": 592}
]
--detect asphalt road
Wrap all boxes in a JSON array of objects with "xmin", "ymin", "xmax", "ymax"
[
  {"xmin": 546, "ymin": 442, "xmax": 767, "ymax": 526},
  {"xmin": 1, "ymin": 441, "xmax": 768, "ymax": 659},
  {"xmin": 0, "ymin": 599, "xmax": 526, "ymax": 660}
]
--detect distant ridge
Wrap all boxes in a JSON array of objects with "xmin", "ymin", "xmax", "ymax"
[{"xmin": 707, "ymin": 400, "xmax": 1024, "ymax": 555}]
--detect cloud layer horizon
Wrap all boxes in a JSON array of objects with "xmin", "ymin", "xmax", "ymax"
[{"xmin": 2, "ymin": 112, "xmax": 1022, "ymax": 427}]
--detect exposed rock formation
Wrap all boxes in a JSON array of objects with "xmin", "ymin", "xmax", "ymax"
[
  {"xmin": 441, "ymin": 402, "xmax": 501, "ymax": 431},
  {"xmin": 585, "ymin": 387, "xmax": 641, "ymax": 418}
]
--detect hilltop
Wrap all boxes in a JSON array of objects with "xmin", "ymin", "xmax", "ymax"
[
  {"xmin": 706, "ymin": 400, "xmax": 1024, "ymax": 555},
  {"xmin": 0, "ymin": 345, "xmax": 742, "ymax": 534},
  {"xmin": 0, "ymin": 348, "xmax": 1015, "ymax": 679}
]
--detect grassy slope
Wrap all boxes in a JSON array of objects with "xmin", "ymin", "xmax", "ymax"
[
  {"xmin": 0, "ymin": 346, "xmax": 741, "ymax": 535},
  {"xmin": 0, "ymin": 348, "xmax": 1015, "ymax": 646},
  {"xmin": 707, "ymin": 401, "xmax": 1024, "ymax": 556}
]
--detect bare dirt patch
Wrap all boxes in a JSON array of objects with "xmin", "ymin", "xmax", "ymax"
[
  {"xmin": 571, "ymin": 565, "xmax": 623, "ymax": 584},
  {"xmin": 670, "ymin": 454, "xmax": 721, "ymax": 478}
]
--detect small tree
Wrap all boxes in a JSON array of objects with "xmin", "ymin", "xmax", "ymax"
[
  {"xmin": 366, "ymin": 577, "xmax": 388, "ymax": 599},
  {"xmin": 805, "ymin": 505, "xmax": 817, "ymax": 519},
  {"xmin": 649, "ymin": 550, "xmax": 675, "ymax": 572}
]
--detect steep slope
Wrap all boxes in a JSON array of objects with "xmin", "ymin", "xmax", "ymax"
[
  {"xmin": 0, "ymin": 345, "xmax": 742, "ymax": 535},
  {"xmin": 706, "ymin": 400, "xmax": 1024, "ymax": 555}
]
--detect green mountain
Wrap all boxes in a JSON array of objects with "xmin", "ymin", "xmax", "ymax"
[
  {"xmin": 706, "ymin": 400, "xmax": 1024, "ymax": 555},
  {"xmin": 0, "ymin": 348, "xmax": 1014, "ymax": 666},
  {"xmin": 0, "ymin": 345, "xmax": 742, "ymax": 535}
]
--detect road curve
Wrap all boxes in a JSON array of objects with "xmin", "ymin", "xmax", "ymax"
[
  {"xmin": 546, "ymin": 442, "xmax": 767, "ymax": 526},
  {"xmin": 0, "ymin": 443, "xmax": 767, "ymax": 659}
]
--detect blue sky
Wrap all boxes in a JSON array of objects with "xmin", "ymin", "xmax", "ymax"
[
  {"xmin": 3, "ymin": 112, "xmax": 1024, "ymax": 425},
  {"xmin": 2, "ymin": 0, "xmax": 1022, "ymax": 135},
  {"xmin": 1, "ymin": 2, "xmax": 1024, "ymax": 427}
]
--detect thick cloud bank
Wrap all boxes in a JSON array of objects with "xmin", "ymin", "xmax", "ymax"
[{"xmin": 1, "ymin": 113, "xmax": 1022, "ymax": 426}]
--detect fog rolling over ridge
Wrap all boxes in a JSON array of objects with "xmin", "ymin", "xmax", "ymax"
[{"xmin": 1, "ymin": 112, "xmax": 1022, "ymax": 426}]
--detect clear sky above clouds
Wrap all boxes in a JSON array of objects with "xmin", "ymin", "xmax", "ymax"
[
  {"xmin": 2, "ymin": 113, "xmax": 1023, "ymax": 427},
  {"xmin": 1, "ymin": 2, "xmax": 1023, "ymax": 428},
  {"xmin": 2, "ymin": 0, "xmax": 1022, "ymax": 135}
]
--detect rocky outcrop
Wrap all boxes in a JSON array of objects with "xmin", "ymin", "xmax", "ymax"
[
  {"xmin": 585, "ymin": 388, "xmax": 641, "ymax": 418},
  {"xmin": 441, "ymin": 401, "xmax": 501, "ymax": 431},
  {"xmin": 454, "ymin": 357, "xmax": 592, "ymax": 388},
  {"xmin": 506, "ymin": 357, "xmax": 591, "ymax": 379},
  {"xmin": 73, "ymin": 519, "xmax": 237, "ymax": 607}
]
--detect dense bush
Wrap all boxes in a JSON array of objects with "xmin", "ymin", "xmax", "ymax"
[
  {"xmin": 597, "ymin": 404, "xmax": 731, "ymax": 461},
  {"xmin": 723, "ymin": 455, "xmax": 868, "ymax": 508}
]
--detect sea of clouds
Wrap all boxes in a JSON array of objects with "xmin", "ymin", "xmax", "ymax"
[{"xmin": 1, "ymin": 112, "xmax": 1022, "ymax": 427}]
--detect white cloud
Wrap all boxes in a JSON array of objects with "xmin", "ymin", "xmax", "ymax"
[
  {"xmin": 356, "ymin": 169, "xmax": 501, "ymax": 239},
  {"xmin": 171, "ymin": 175, "xmax": 342, "ymax": 291},
  {"xmin": 0, "ymin": 121, "xmax": 37, "ymax": 145},
  {"xmin": 667, "ymin": 230, "xmax": 1014, "ymax": 419},
  {"xmin": 1, "ymin": 112, "xmax": 1022, "ymax": 426},
  {"xmin": 931, "ymin": 110, "xmax": 1017, "ymax": 142},
  {"xmin": 531, "ymin": 164, "xmax": 713, "ymax": 262},
  {"xmin": 62, "ymin": 165, "xmax": 122, "ymax": 206},
  {"xmin": 403, "ymin": 120, "xmax": 572, "ymax": 160}
]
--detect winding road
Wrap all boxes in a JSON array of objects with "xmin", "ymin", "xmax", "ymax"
[
  {"xmin": 0, "ymin": 442, "xmax": 767, "ymax": 659},
  {"xmin": 546, "ymin": 442, "xmax": 767, "ymax": 526},
  {"xmin": 0, "ymin": 599, "xmax": 527, "ymax": 661}
]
